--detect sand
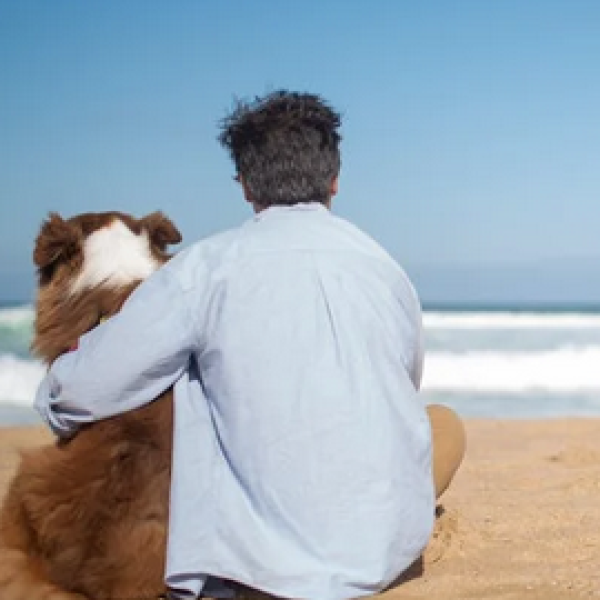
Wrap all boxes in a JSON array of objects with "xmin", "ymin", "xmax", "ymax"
[{"xmin": 0, "ymin": 420, "xmax": 599, "ymax": 599}]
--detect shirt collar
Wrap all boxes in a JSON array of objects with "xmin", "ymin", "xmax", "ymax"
[{"xmin": 253, "ymin": 202, "xmax": 329, "ymax": 221}]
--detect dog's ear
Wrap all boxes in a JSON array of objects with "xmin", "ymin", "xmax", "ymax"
[
  {"xmin": 140, "ymin": 212, "xmax": 182, "ymax": 250},
  {"xmin": 33, "ymin": 213, "xmax": 81, "ymax": 283}
]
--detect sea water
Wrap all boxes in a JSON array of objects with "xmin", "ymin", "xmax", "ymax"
[
  {"xmin": 423, "ymin": 309, "xmax": 600, "ymax": 417},
  {"xmin": 1, "ymin": 304, "xmax": 600, "ymax": 425},
  {"xmin": 0, "ymin": 305, "xmax": 46, "ymax": 425}
]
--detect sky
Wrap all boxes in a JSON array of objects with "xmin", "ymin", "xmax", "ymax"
[{"xmin": 1, "ymin": 0, "xmax": 600, "ymax": 306}]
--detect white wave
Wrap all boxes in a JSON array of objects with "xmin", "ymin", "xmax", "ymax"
[
  {"xmin": 6, "ymin": 306, "xmax": 600, "ymax": 330},
  {"xmin": 422, "ymin": 346, "xmax": 600, "ymax": 394},
  {"xmin": 0, "ymin": 354, "xmax": 45, "ymax": 407},
  {"xmin": 0, "ymin": 305, "xmax": 34, "ymax": 327},
  {"xmin": 423, "ymin": 311, "xmax": 600, "ymax": 330}
]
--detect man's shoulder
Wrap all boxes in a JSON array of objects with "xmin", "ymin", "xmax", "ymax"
[
  {"xmin": 330, "ymin": 214, "xmax": 409, "ymax": 274},
  {"xmin": 194, "ymin": 226, "xmax": 242, "ymax": 251},
  {"xmin": 181, "ymin": 226, "xmax": 242, "ymax": 260},
  {"xmin": 162, "ymin": 226, "xmax": 243, "ymax": 290},
  {"xmin": 329, "ymin": 214, "xmax": 421, "ymax": 313}
]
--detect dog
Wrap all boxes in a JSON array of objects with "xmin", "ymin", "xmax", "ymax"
[{"xmin": 0, "ymin": 211, "xmax": 181, "ymax": 600}]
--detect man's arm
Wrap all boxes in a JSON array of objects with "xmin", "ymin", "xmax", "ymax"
[{"xmin": 35, "ymin": 266, "xmax": 198, "ymax": 438}]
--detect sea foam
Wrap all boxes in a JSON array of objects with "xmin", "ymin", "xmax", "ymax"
[
  {"xmin": 0, "ymin": 305, "xmax": 34, "ymax": 327},
  {"xmin": 422, "ymin": 346, "xmax": 600, "ymax": 394},
  {"xmin": 424, "ymin": 311, "xmax": 600, "ymax": 330},
  {"xmin": 0, "ymin": 354, "xmax": 45, "ymax": 408}
]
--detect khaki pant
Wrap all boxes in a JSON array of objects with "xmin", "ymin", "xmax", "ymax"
[{"xmin": 427, "ymin": 404, "xmax": 466, "ymax": 499}]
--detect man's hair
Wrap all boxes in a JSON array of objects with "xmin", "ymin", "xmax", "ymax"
[{"xmin": 218, "ymin": 91, "xmax": 342, "ymax": 207}]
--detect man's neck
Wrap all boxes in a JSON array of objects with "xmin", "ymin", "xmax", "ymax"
[{"xmin": 252, "ymin": 200, "xmax": 331, "ymax": 213}]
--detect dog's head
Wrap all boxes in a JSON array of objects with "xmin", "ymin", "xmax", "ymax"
[{"xmin": 32, "ymin": 211, "xmax": 182, "ymax": 364}]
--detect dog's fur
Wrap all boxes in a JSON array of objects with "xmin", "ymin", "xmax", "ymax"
[{"xmin": 0, "ymin": 211, "xmax": 181, "ymax": 600}]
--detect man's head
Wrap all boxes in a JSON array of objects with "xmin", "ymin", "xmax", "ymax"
[{"xmin": 219, "ymin": 91, "xmax": 342, "ymax": 209}]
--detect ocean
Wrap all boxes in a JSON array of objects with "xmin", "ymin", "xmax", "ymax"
[{"xmin": 1, "ymin": 303, "xmax": 600, "ymax": 426}]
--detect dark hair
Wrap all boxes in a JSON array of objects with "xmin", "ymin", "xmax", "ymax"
[{"xmin": 218, "ymin": 91, "xmax": 342, "ymax": 207}]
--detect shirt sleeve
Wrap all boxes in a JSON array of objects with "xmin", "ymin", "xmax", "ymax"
[
  {"xmin": 395, "ymin": 272, "xmax": 425, "ymax": 391},
  {"xmin": 410, "ymin": 310, "xmax": 425, "ymax": 391},
  {"xmin": 34, "ymin": 265, "xmax": 199, "ymax": 438}
]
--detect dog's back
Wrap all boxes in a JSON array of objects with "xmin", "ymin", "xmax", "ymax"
[{"xmin": 0, "ymin": 211, "xmax": 181, "ymax": 599}]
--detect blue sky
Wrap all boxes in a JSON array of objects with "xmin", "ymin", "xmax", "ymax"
[{"xmin": 1, "ymin": 1, "xmax": 600, "ymax": 306}]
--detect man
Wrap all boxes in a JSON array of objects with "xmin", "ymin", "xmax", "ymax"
[{"xmin": 36, "ymin": 91, "xmax": 465, "ymax": 600}]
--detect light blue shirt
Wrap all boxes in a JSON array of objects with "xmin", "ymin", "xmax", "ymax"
[{"xmin": 35, "ymin": 203, "xmax": 434, "ymax": 600}]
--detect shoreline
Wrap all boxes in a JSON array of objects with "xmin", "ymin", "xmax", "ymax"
[{"xmin": 1, "ymin": 420, "xmax": 599, "ymax": 598}]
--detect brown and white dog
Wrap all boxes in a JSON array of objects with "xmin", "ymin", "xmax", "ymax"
[{"xmin": 0, "ymin": 211, "xmax": 181, "ymax": 600}]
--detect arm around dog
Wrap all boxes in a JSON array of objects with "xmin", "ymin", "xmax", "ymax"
[{"xmin": 35, "ymin": 264, "xmax": 200, "ymax": 438}]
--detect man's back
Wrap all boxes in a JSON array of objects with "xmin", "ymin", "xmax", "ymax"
[{"xmin": 166, "ymin": 203, "xmax": 435, "ymax": 599}]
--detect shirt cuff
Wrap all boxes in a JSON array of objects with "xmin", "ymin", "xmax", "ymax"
[{"xmin": 34, "ymin": 372, "xmax": 81, "ymax": 439}]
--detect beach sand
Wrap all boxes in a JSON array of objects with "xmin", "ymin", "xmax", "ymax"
[{"xmin": 0, "ymin": 420, "xmax": 598, "ymax": 599}]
